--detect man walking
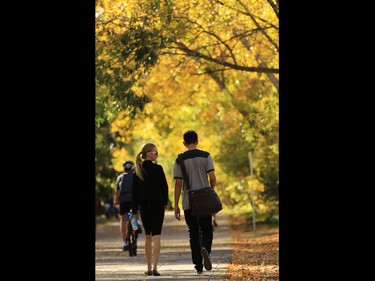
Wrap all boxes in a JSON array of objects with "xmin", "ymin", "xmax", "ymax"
[{"xmin": 173, "ymin": 130, "xmax": 217, "ymax": 274}]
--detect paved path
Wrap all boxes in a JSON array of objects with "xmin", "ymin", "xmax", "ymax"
[{"xmin": 96, "ymin": 211, "xmax": 232, "ymax": 281}]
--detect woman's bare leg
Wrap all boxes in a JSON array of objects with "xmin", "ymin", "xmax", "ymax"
[
  {"xmin": 152, "ymin": 235, "xmax": 161, "ymax": 270},
  {"xmin": 145, "ymin": 234, "xmax": 152, "ymax": 271}
]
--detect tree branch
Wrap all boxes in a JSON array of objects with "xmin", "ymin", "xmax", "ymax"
[
  {"xmin": 173, "ymin": 41, "xmax": 279, "ymax": 74},
  {"xmin": 233, "ymin": 28, "xmax": 279, "ymax": 90},
  {"xmin": 214, "ymin": 0, "xmax": 279, "ymax": 30},
  {"xmin": 266, "ymin": 0, "xmax": 279, "ymax": 19},
  {"xmin": 235, "ymin": 0, "xmax": 279, "ymax": 52},
  {"xmin": 174, "ymin": 15, "xmax": 238, "ymax": 65}
]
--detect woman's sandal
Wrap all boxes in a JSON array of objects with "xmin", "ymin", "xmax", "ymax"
[
  {"xmin": 152, "ymin": 269, "xmax": 161, "ymax": 276},
  {"xmin": 145, "ymin": 270, "xmax": 152, "ymax": 276}
]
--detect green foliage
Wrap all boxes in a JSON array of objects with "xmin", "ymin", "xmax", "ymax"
[
  {"xmin": 95, "ymin": 0, "xmax": 166, "ymax": 127},
  {"xmin": 96, "ymin": 124, "xmax": 117, "ymax": 201},
  {"xmin": 95, "ymin": 0, "xmax": 279, "ymax": 219}
]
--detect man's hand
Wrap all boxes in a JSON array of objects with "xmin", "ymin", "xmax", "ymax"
[
  {"xmin": 174, "ymin": 206, "xmax": 181, "ymax": 220},
  {"xmin": 174, "ymin": 178, "xmax": 183, "ymax": 220}
]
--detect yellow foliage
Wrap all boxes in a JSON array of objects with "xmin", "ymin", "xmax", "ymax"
[
  {"xmin": 98, "ymin": 0, "xmax": 279, "ymax": 214},
  {"xmin": 112, "ymin": 148, "xmax": 133, "ymax": 172}
]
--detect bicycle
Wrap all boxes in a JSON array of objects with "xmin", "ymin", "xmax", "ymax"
[{"xmin": 126, "ymin": 212, "xmax": 142, "ymax": 257}]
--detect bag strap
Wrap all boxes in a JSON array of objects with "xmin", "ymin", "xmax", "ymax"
[{"xmin": 177, "ymin": 153, "xmax": 191, "ymax": 191}]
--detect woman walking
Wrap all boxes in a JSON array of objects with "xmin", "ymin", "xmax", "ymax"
[{"xmin": 132, "ymin": 143, "xmax": 169, "ymax": 276}]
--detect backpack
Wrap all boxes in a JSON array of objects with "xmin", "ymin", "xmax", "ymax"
[{"xmin": 119, "ymin": 173, "xmax": 133, "ymax": 203}]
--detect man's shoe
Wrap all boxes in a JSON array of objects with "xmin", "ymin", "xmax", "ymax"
[
  {"xmin": 195, "ymin": 265, "xmax": 203, "ymax": 274},
  {"xmin": 144, "ymin": 270, "xmax": 152, "ymax": 276},
  {"xmin": 201, "ymin": 247, "xmax": 212, "ymax": 271},
  {"xmin": 152, "ymin": 269, "xmax": 161, "ymax": 276}
]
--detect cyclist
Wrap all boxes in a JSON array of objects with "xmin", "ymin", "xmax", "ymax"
[{"xmin": 114, "ymin": 160, "xmax": 136, "ymax": 251}]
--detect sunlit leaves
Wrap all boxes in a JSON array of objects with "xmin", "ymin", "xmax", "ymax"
[
  {"xmin": 96, "ymin": 0, "xmax": 279, "ymax": 219},
  {"xmin": 96, "ymin": 0, "xmax": 167, "ymax": 127}
]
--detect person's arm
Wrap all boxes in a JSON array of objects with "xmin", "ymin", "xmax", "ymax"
[
  {"xmin": 132, "ymin": 174, "xmax": 140, "ymax": 214},
  {"xmin": 114, "ymin": 189, "xmax": 120, "ymax": 205},
  {"xmin": 174, "ymin": 178, "xmax": 183, "ymax": 220},
  {"xmin": 158, "ymin": 165, "xmax": 169, "ymax": 209},
  {"xmin": 206, "ymin": 154, "xmax": 216, "ymax": 189},
  {"xmin": 208, "ymin": 171, "xmax": 216, "ymax": 189},
  {"xmin": 114, "ymin": 176, "xmax": 121, "ymax": 205}
]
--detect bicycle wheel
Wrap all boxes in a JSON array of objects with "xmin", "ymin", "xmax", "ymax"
[
  {"xmin": 133, "ymin": 236, "xmax": 137, "ymax": 256},
  {"xmin": 128, "ymin": 239, "xmax": 135, "ymax": 256},
  {"xmin": 126, "ymin": 221, "xmax": 133, "ymax": 256}
]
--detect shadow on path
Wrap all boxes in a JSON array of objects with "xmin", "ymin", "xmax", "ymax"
[{"xmin": 96, "ymin": 211, "xmax": 232, "ymax": 281}]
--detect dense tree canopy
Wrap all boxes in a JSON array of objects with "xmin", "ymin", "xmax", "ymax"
[{"xmin": 96, "ymin": 0, "xmax": 279, "ymax": 219}]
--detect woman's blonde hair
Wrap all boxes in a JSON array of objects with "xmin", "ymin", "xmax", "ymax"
[{"xmin": 135, "ymin": 143, "xmax": 156, "ymax": 181}]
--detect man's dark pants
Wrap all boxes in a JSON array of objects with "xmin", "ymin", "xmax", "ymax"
[{"xmin": 184, "ymin": 209, "xmax": 213, "ymax": 271}]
